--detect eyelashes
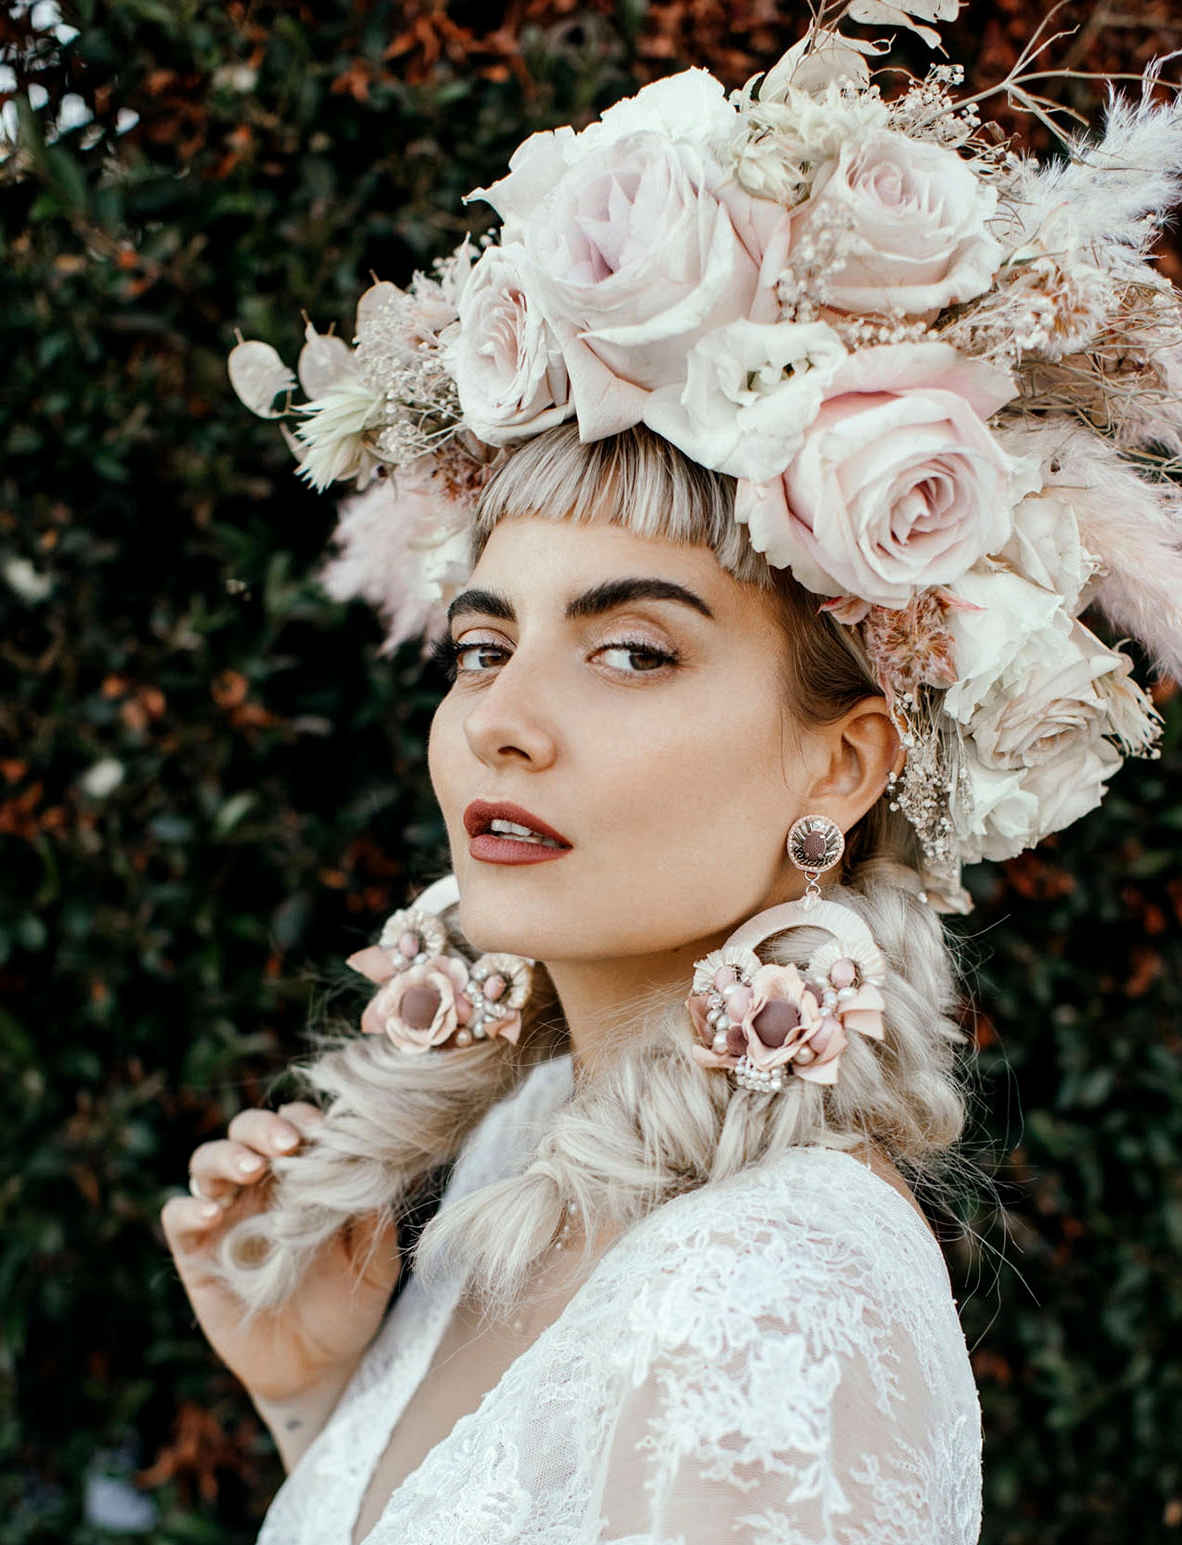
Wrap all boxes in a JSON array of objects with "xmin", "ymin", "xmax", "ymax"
[
  {"xmin": 430, "ymin": 636, "xmax": 465, "ymax": 679},
  {"xmin": 430, "ymin": 635, "xmax": 680, "ymax": 681}
]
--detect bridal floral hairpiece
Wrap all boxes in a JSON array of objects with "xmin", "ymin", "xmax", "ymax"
[{"xmin": 229, "ymin": 1, "xmax": 1182, "ymax": 911}]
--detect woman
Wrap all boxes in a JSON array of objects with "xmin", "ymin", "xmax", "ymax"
[{"xmin": 163, "ymin": 10, "xmax": 1182, "ymax": 1542}]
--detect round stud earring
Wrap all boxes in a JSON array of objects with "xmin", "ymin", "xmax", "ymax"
[{"xmin": 786, "ymin": 814, "xmax": 845, "ymax": 908}]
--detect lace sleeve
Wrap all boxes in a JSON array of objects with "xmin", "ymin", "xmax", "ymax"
[{"xmin": 587, "ymin": 1159, "xmax": 980, "ymax": 1545}]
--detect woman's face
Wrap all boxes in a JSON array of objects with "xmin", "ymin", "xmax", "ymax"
[{"xmin": 428, "ymin": 515, "xmax": 837, "ymax": 968}]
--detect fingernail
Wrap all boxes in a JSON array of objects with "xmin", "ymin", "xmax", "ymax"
[
  {"xmin": 273, "ymin": 1127, "xmax": 300, "ymax": 1150},
  {"xmin": 200, "ymin": 1201, "xmax": 220, "ymax": 1219},
  {"xmin": 237, "ymin": 1153, "xmax": 265, "ymax": 1174}
]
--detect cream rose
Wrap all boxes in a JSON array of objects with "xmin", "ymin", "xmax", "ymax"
[
  {"xmin": 451, "ymin": 245, "xmax": 572, "ymax": 446},
  {"xmin": 946, "ymin": 580, "xmax": 1131, "ymax": 860},
  {"xmin": 954, "ymin": 734, "xmax": 1121, "ymax": 864},
  {"xmin": 794, "ymin": 128, "xmax": 1003, "ymax": 316},
  {"xmin": 968, "ymin": 618, "xmax": 1126, "ymax": 772},
  {"xmin": 643, "ymin": 318, "xmax": 847, "ymax": 480},
  {"xmin": 477, "ymin": 130, "xmax": 783, "ymax": 439},
  {"xmin": 735, "ymin": 343, "xmax": 1017, "ymax": 605}
]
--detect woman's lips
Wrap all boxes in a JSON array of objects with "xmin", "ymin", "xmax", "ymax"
[{"xmin": 463, "ymin": 800, "xmax": 573, "ymax": 867}]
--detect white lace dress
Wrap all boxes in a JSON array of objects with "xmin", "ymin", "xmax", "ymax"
[{"xmin": 258, "ymin": 1058, "xmax": 982, "ymax": 1545}]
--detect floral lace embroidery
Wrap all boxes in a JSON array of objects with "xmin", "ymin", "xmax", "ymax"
[{"xmin": 257, "ymin": 1061, "xmax": 981, "ymax": 1545}]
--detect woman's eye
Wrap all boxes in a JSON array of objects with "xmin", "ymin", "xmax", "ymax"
[
  {"xmin": 595, "ymin": 642, "xmax": 678, "ymax": 674},
  {"xmin": 431, "ymin": 636, "xmax": 509, "ymax": 678},
  {"xmin": 455, "ymin": 642, "xmax": 509, "ymax": 674}
]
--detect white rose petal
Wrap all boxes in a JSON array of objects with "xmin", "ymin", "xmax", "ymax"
[
  {"xmin": 643, "ymin": 318, "xmax": 847, "ymax": 480},
  {"xmin": 586, "ymin": 68, "xmax": 744, "ymax": 162}
]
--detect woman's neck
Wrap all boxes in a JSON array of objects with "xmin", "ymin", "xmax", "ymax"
[{"xmin": 544, "ymin": 935, "xmax": 721, "ymax": 1074}]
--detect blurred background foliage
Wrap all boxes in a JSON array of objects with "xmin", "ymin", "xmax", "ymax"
[{"xmin": 1, "ymin": 0, "xmax": 1180, "ymax": 1540}]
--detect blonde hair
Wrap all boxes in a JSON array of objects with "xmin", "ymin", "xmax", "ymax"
[{"xmin": 220, "ymin": 424, "xmax": 967, "ymax": 1314}]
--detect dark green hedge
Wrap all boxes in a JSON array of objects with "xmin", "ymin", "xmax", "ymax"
[{"xmin": 2, "ymin": 3, "xmax": 1180, "ymax": 1541}]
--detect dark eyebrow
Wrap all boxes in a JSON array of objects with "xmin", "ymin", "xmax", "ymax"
[
  {"xmin": 447, "ymin": 588, "xmax": 516, "ymax": 626},
  {"xmin": 564, "ymin": 578, "xmax": 714, "ymax": 621}
]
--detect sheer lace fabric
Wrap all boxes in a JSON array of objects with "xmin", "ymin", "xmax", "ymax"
[{"xmin": 258, "ymin": 1059, "xmax": 981, "ymax": 1544}]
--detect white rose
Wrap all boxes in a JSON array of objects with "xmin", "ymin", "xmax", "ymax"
[
  {"xmin": 475, "ymin": 130, "xmax": 784, "ymax": 439},
  {"xmin": 954, "ymin": 733, "xmax": 1120, "ymax": 864},
  {"xmin": 949, "ymin": 599, "xmax": 1131, "ymax": 862},
  {"xmin": 967, "ymin": 618, "xmax": 1127, "ymax": 771},
  {"xmin": 451, "ymin": 245, "xmax": 572, "ymax": 446},
  {"xmin": 643, "ymin": 318, "xmax": 847, "ymax": 480},
  {"xmin": 943, "ymin": 567, "xmax": 1063, "ymax": 723},
  {"xmin": 793, "ymin": 128, "xmax": 1003, "ymax": 315},
  {"xmin": 735, "ymin": 342, "xmax": 1017, "ymax": 606},
  {"xmin": 474, "ymin": 70, "xmax": 745, "ymax": 240}
]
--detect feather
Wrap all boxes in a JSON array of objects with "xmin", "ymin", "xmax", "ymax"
[
  {"xmin": 320, "ymin": 471, "xmax": 470, "ymax": 652},
  {"xmin": 1005, "ymin": 84, "xmax": 1182, "ymax": 256},
  {"xmin": 1001, "ymin": 419, "xmax": 1182, "ymax": 681}
]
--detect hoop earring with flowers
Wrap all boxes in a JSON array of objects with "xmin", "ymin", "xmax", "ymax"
[{"xmin": 685, "ymin": 814, "xmax": 887, "ymax": 1094}]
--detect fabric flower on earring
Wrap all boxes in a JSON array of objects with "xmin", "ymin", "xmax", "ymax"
[
  {"xmin": 346, "ymin": 905, "xmax": 532, "ymax": 1051},
  {"xmin": 360, "ymin": 956, "xmax": 472, "ymax": 1052},
  {"xmin": 687, "ymin": 905, "xmax": 886, "ymax": 1093}
]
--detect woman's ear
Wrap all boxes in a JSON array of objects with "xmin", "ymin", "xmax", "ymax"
[{"xmin": 803, "ymin": 697, "xmax": 901, "ymax": 831}]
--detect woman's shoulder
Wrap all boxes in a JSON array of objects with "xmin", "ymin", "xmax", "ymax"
[
  {"xmin": 644, "ymin": 1144, "xmax": 942, "ymax": 1268},
  {"xmin": 598, "ymin": 1146, "xmax": 962, "ymax": 1371}
]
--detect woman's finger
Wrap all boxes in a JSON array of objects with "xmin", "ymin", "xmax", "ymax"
[
  {"xmin": 226, "ymin": 1107, "xmax": 303, "ymax": 1155},
  {"xmin": 189, "ymin": 1137, "xmax": 270, "ymax": 1195},
  {"xmin": 160, "ymin": 1193, "xmax": 226, "ymax": 1253}
]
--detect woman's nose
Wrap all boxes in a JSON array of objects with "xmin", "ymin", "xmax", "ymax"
[{"xmin": 462, "ymin": 654, "xmax": 559, "ymax": 771}]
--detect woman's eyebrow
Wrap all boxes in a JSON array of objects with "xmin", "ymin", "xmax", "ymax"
[
  {"xmin": 447, "ymin": 588, "xmax": 515, "ymax": 626},
  {"xmin": 564, "ymin": 578, "xmax": 714, "ymax": 621}
]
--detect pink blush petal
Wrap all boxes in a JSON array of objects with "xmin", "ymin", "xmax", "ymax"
[
  {"xmin": 360, "ymin": 1000, "xmax": 386, "ymax": 1036},
  {"xmin": 795, "ymin": 1057, "xmax": 842, "ymax": 1085},
  {"xmin": 841, "ymin": 1007, "xmax": 885, "ymax": 1040},
  {"xmin": 346, "ymin": 946, "xmax": 398, "ymax": 984},
  {"xmin": 692, "ymin": 1043, "xmax": 737, "ymax": 1071},
  {"xmin": 490, "ymin": 1010, "xmax": 523, "ymax": 1046}
]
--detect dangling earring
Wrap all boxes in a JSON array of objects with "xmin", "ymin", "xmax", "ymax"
[
  {"xmin": 786, "ymin": 812, "xmax": 845, "ymax": 908},
  {"xmin": 346, "ymin": 902, "xmax": 532, "ymax": 1054},
  {"xmin": 684, "ymin": 815, "xmax": 885, "ymax": 1094}
]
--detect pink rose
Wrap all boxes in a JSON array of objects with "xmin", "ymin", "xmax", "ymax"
[
  {"xmin": 735, "ymin": 343, "xmax": 1018, "ymax": 607},
  {"xmin": 360, "ymin": 956, "xmax": 471, "ymax": 1053},
  {"xmin": 794, "ymin": 129, "xmax": 1003, "ymax": 316},
  {"xmin": 479, "ymin": 130, "xmax": 784, "ymax": 439},
  {"xmin": 451, "ymin": 245, "xmax": 572, "ymax": 447}
]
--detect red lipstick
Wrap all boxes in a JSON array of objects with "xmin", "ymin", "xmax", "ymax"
[{"xmin": 463, "ymin": 800, "xmax": 573, "ymax": 866}]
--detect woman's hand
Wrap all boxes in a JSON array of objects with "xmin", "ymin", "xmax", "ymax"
[{"xmin": 161, "ymin": 1102, "xmax": 401, "ymax": 1466}]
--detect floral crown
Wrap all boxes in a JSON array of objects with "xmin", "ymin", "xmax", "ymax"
[{"xmin": 229, "ymin": 2, "xmax": 1182, "ymax": 912}]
